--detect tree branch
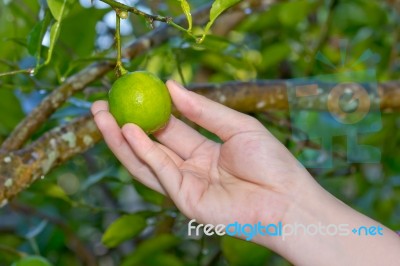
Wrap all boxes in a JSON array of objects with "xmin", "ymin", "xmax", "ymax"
[
  {"xmin": 187, "ymin": 80, "xmax": 400, "ymax": 113},
  {"xmin": 1, "ymin": 79, "xmax": 400, "ymax": 203},
  {"xmin": 0, "ymin": 115, "xmax": 101, "ymax": 204}
]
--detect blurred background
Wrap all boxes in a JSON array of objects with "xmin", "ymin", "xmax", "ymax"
[{"xmin": 0, "ymin": 0, "xmax": 399, "ymax": 265}]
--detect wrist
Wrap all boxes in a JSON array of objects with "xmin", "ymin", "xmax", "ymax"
[{"xmin": 253, "ymin": 176, "xmax": 400, "ymax": 265}]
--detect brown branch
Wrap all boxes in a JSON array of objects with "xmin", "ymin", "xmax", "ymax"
[
  {"xmin": 0, "ymin": 115, "xmax": 101, "ymax": 203},
  {"xmin": 0, "ymin": 79, "xmax": 399, "ymax": 203},
  {"xmin": 188, "ymin": 80, "xmax": 400, "ymax": 113},
  {"xmin": 1, "ymin": 79, "xmax": 400, "ymax": 202}
]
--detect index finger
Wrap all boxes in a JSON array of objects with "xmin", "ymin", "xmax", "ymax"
[{"xmin": 166, "ymin": 80, "xmax": 265, "ymax": 142}]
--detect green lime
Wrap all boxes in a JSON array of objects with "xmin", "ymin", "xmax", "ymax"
[{"xmin": 108, "ymin": 71, "xmax": 172, "ymax": 133}]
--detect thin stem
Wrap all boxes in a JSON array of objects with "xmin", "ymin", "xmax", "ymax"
[
  {"xmin": 305, "ymin": 0, "xmax": 338, "ymax": 75},
  {"xmin": 0, "ymin": 68, "xmax": 34, "ymax": 78},
  {"xmin": 115, "ymin": 11, "xmax": 127, "ymax": 77},
  {"xmin": 101, "ymin": 0, "xmax": 170, "ymax": 23},
  {"xmin": 116, "ymin": 12, "xmax": 122, "ymax": 65}
]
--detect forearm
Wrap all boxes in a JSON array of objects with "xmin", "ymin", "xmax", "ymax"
[{"xmin": 255, "ymin": 178, "xmax": 400, "ymax": 265}]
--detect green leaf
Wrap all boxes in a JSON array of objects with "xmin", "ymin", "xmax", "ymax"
[
  {"xmin": 260, "ymin": 42, "xmax": 291, "ymax": 70},
  {"xmin": 121, "ymin": 234, "xmax": 180, "ymax": 266},
  {"xmin": 44, "ymin": 21, "xmax": 61, "ymax": 66},
  {"xmin": 45, "ymin": 184, "xmax": 73, "ymax": 204},
  {"xmin": 278, "ymin": 0, "xmax": 311, "ymax": 27},
  {"xmin": 133, "ymin": 180, "xmax": 165, "ymax": 205},
  {"xmin": 27, "ymin": 10, "xmax": 52, "ymax": 57},
  {"xmin": 41, "ymin": 0, "xmax": 70, "ymax": 67},
  {"xmin": 221, "ymin": 236, "xmax": 271, "ymax": 266},
  {"xmin": 58, "ymin": 7, "xmax": 108, "ymax": 58},
  {"xmin": 47, "ymin": 0, "xmax": 68, "ymax": 21},
  {"xmin": 11, "ymin": 256, "xmax": 52, "ymax": 266},
  {"xmin": 199, "ymin": 0, "xmax": 241, "ymax": 43},
  {"xmin": 0, "ymin": 89, "xmax": 24, "ymax": 133},
  {"xmin": 102, "ymin": 214, "xmax": 147, "ymax": 248},
  {"xmin": 178, "ymin": 0, "xmax": 192, "ymax": 32}
]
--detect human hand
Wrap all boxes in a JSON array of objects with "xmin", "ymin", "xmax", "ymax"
[
  {"xmin": 91, "ymin": 80, "xmax": 400, "ymax": 265},
  {"xmin": 91, "ymin": 80, "xmax": 314, "ymax": 228}
]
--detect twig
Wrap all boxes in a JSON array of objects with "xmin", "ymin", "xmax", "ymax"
[
  {"xmin": 305, "ymin": 0, "xmax": 339, "ymax": 75},
  {"xmin": 114, "ymin": 12, "xmax": 127, "ymax": 77},
  {"xmin": 0, "ymin": 68, "xmax": 34, "ymax": 77},
  {"xmin": 100, "ymin": 0, "xmax": 193, "ymax": 37}
]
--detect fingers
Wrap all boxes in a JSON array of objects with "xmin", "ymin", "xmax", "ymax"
[
  {"xmin": 91, "ymin": 100, "xmax": 108, "ymax": 114},
  {"xmin": 154, "ymin": 116, "xmax": 210, "ymax": 159},
  {"xmin": 166, "ymin": 80, "xmax": 265, "ymax": 142},
  {"xmin": 91, "ymin": 101, "xmax": 166, "ymax": 194},
  {"xmin": 122, "ymin": 124, "xmax": 183, "ymax": 198}
]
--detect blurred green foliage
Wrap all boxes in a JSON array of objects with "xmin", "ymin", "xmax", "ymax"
[{"xmin": 0, "ymin": 0, "xmax": 399, "ymax": 265}]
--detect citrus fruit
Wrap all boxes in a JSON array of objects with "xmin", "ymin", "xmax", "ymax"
[{"xmin": 108, "ymin": 71, "xmax": 172, "ymax": 133}]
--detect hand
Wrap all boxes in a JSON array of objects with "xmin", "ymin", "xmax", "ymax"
[
  {"xmin": 91, "ymin": 80, "xmax": 400, "ymax": 265},
  {"xmin": 91, "ymin": 80, "xmax": 313, "ymax": 228}
]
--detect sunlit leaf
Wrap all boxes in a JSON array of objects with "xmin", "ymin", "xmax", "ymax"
[
  {"xmin": 42, "ymin": 0, "xmax": 71, "ymax": 67},
  {"xmin": 45, "ymin": 183, "xmax": 74, "ymax": 204},
  {"xmin": 44, "ymin": 21, "xmax": 61, "ymax": 66},
  {"xmin": 27, "ymin": 10, "xmax": 52, "ymax": 61},
  {"xmin": 102, "ymin": 214, "xmax": 147, "ymax": 248},
  {"xmin": 199, "ymin": 0, "xmax": 241, "ymax": 43},
  {"xmin": 47, "ymin": 0, "xmax": 68, "ymax": 21},
  {"xmin": 178, "ymin": 0, "xmax": 192, "ymax": 31}
]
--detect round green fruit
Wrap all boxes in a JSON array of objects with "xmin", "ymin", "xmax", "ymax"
[{"xmin": 108, "ymin": 71, "xmax": 172, "ymax": 133}]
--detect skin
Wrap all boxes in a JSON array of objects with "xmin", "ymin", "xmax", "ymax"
[{"xmin": 92, "ymin": 80, "xmax": 400, "ymax": 265}]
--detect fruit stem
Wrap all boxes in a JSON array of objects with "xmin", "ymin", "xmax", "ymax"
[{"xmin": 115, "ymin": 12, "xmax": 127, "ymax": 78}]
